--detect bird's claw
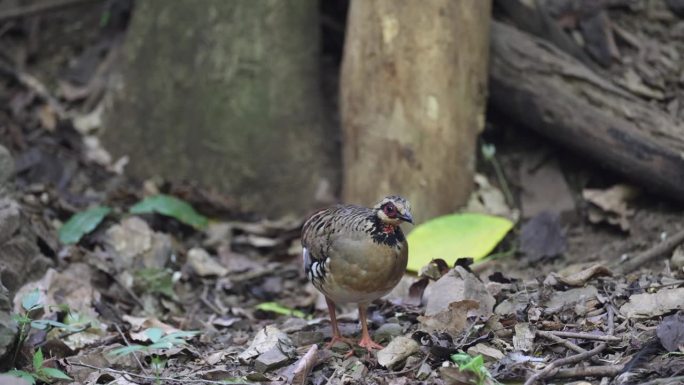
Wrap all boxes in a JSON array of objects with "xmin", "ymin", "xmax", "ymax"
[
  {"xmin": 325, "ymin": 335, "xmax": 355, "ymax": 350},
  {"xmin": 357, "ymin": 336, "xmax": 384, "ymax": 351}
]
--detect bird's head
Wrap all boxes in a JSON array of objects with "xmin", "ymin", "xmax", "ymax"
[{"xmin": 373, "ymin": 195, "xmax": 413, "ymax": 226}]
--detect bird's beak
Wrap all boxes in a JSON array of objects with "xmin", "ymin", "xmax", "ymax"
[{"xmin": 399, "ymin": 213, "xmax": 413, "ymax": 224}]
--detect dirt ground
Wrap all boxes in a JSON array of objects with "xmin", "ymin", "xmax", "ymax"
[{"xmin": 0, "ymin": 1, "xmax": 683, "ymax": 385}]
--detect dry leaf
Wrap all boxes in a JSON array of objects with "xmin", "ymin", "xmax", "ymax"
[
  {"xmin": 513, "ymin": 323, "xmax": 535, "ymax": 352},
  {"xmin": 583, "ymin": 184, "xmax": 639, "ymax": 231},
  {"xmin": 546, "ymin": 264, "xmax": 613, "ymax": 286},
  {"xmin": 377, "ymin": 336, "xmax": 420, "ymax": 369},
  {"xmin": 187, "ymin": 247, "xmax": 228, "ymax": 277},
  {"xmin": 237, "ymin": 325, "xmax": 294, "ymax": 362},
  {"xmin": 520, "ymin": 212, "xmax": 567, "ymax": 261},
  {"xmin": 423, "ymin": 266, "xmax": 495, "ymax": 317},
  {"xmin": 465, "ymin": 173, "xmax": 519, "ymax": 221},
  {"xmin": 418, "ymin": 300, "xmax": 479, "ymax": 335},
  {"xmin": 620, "ymin": 288, "xmax": 684, "ymax": 318},
  {"xmin": 657, "ymin": 313, "xmax": 684, "ymax": 352}
]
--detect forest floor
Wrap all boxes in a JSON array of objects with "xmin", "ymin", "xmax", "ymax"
[{"xmin": 0, "ymin": 1, "xmax": 683, "ymax": 385}]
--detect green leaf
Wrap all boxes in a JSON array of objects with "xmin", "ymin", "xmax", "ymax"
[
  {"xmin": 58, "ymin": 206, "xmax": 111, "ymax": 244},
  {"xmin": 39, "ymin": 367, "xmax": 72, "ymax": 380},
  {"xmin": 7, "ymin": 370, "xmax": 36, "ymax": 384},
  {"xmin": 21, "ymin": 289, "xmax": 41, "ymax": 312},
  {"xmin": 12, "ymin": 313, "xmax": 30, "ymax": 324},
  {"xmin": 33, "ymin": 348, "xmax": 43, "ymax": 370},
  {"xmin": 31, "ymin": 320, "xmax": 70, "ymax": 330},
  {"xmin": 255, "ymin": 302, "xmax": 310, "ymax": 319},
  {"xmin": 129, "ymin": 195, "xmax": 208, "ymax": 229},
  {"xmin": 460, "ymin": 354, "xmax": 484, "ymax": 372},
  {"xmin": 450, "ymin": 353, "xmax": 471, "ymax": 365},
  {"xmin": 145, "ymin": 328, "xmax": 164, "ymax": 343},
  {"xmin": 108, "ymin": 344, "xmax": 146, "ymax": 357},
  {"xmin": 406, "ymin": 213, "xmax": 513, "ymax": 272}
]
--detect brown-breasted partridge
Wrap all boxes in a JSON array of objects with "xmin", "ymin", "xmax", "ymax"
[{"xmin": 301, "ymin": 195, "xmax": 413, "ymax": 351}]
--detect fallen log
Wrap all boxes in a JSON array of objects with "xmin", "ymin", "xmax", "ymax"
[{"xmin": 489, "ymin": 21, "xmax": 684, "ymax": 201}]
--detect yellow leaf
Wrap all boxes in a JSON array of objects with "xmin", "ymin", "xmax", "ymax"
[{"xmin": 406, "ymin": 213, "xmax": 513, "ymax": 272}]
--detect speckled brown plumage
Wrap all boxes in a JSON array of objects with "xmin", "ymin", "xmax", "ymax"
[{"xmin": 301, "ymin": 196, "xmax": 413, "ymax": 351}]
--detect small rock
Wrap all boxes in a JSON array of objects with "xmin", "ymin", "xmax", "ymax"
[
  {"xmin": 374, "ymin": 323, "xmax": 403, "ymax": 342},
  {"xmin": 187, "ymin": 247, "xmax": 228, "ymax": 277},
  {"xmin": 291, "ymin": 331, "xmax": 324, "ymax": 347},
  {"xmin": 280, "ymin": 317, "xmax": 308, "ymax": 333},
  {"xmin": 672, "ymin": 246, "xmax": 684, "ymax": 271},
  {"xmin": 377, "ymin": 336, "xmax": 420, "ymax": 369},
  {"xmin": 0, "ymin": 374, "xmax": 32, "ymax": 385},
  {"xmin": 254, "ymin": 348, "xmax": 290, "ymax": 372},
  {"xmin": 416, "ymin": 362, "xmax": 432, "ymax": 380}
]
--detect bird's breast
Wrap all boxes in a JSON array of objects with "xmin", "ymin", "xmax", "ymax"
[{"xmin": 323, "ymin": 239, "xmax": 408, "ymax": 303}]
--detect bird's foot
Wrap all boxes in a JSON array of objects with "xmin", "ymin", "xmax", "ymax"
[
  {"xmin": 325, "ymin": 335, "xmax": 355, "ymax": 350},
  {"xmin": 357, "ymin": 335, "xmax": 384, "ymax": 351}
]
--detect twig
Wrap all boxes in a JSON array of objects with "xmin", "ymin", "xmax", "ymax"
[
  {"xmin": 0, "ymin": 0, "xmax": 101, "ymax": 22},
  {"xmin": 618, "ymin": 227, "xmax": 684, "ymax": 273},
  {"xmin": 523, "ymin": 342, "xmax": 608, "ymax": 385},
  {"xmin": 543, "ymin": 331, "xmax": 621, "ymax": 342},
  {"xmin": 69, "ymin": 362, "xmax": 251, "ymax": 384},
  {"xmin": 0, "ymin": 61, "xmax": 66, "ymax": 118},
  {"xmin": 323, "ymin": 367, "xmax": 340, "ymax": 385},
  {"xmin": 200, "ymin": 285, "xmax": 225, "ymax": 315},
  {"xmin": 114, "ymin": 323, "xmax": 148, "ymax": 376},
  {"xmin": 526, "ymin": 306, "xmax": 617, "ymax": 385},
  {"xmin": 552, "ymin": 364, "xmax": 624, "ymax": 379},
  {"xmin": 390, "ymin": 355, "xmax": 428, "ymax": 375},
  {"xmin": 611, "ymin": 23, "xmax": 641, "ymax": 50},
  {"xmin": 112, "ymin": 276, "xmax": 146, "ymax": 310},
  {"xmin": 292, "ymin": 344, "xmax": 318, "ymax": 385},
  {"xmin": 536, "ymin": 330, "xmax": 602, "ymax": 364}
]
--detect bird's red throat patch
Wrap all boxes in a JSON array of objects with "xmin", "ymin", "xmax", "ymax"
[{"xmin": 382, "ymin": 224, "xmax": 396, "ymax": 234}]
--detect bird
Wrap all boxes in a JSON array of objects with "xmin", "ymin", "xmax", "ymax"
[{"xmin": 301, "ymin": 195, "xmax": 413, "ymax": 351}]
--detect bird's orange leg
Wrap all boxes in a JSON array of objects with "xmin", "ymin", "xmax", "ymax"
[
  {"xmin": 324, "ymin": 297, "xmax": 354, "ymax": 349},
  {"xmin": 357, "ymin": 304, "xmax": 384, "ymax": 350}
]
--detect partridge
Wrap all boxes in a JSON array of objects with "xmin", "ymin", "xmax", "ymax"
[{"xmin": 301, "ymin": 195, "xmax": 412, "ymax": 350}]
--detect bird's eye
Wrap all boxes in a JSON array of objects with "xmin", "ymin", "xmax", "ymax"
[{"xmin": 383, "ymin": 203, "xmax": 397, "ymax": 217}]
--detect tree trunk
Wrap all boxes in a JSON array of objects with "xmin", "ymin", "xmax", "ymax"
[
  {"xmin": 489, "ymin": 21, "xmax": 684, "ymax": 201},
  {"xmin": 340, "ymin": 0, "xmax": 491, "ymax": 224},
  {"xmin": 103, "ymin": 0, "xmax": 338, "ymax": 217}
]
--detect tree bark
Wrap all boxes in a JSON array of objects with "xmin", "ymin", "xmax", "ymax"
[
  {"xmin": 341, "ymin": 0, "xmax": 492, "ymax": 224},
  {"xmin": 489, "ymin": 21, "xmax": 684, "ymax": 201},
  {"xmin": 103, "ymin": 0, "xmax": 338, "ymax": 217}
]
